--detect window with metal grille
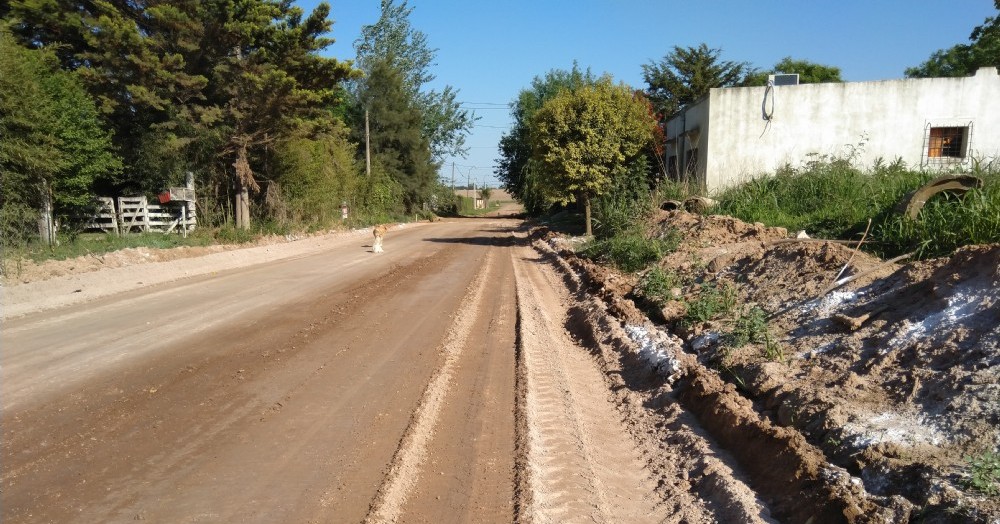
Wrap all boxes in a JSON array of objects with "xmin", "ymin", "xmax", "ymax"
[{"xmin": 927, "ymin": 126, "xmax": 968, "ymax": 158}]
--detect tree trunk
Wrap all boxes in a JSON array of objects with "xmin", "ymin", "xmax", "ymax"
[
  {"xmin": 232, "ymin": 140, "xmax": 256, "ymax": 231},
  {"xmin": 584, "ymin": 193, "xmax": 593, "ymax": 237},
  {"xmin": 235, "ymin": 178, "xmax": 251, "ymax": 230}
]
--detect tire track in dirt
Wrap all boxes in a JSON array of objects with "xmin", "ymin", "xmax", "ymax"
[
  {"xmin": 397, "ymin": 235, "xmax": 519, "ymax": 523},
  {"xmin": 365, "ymin": 248, "xmax": 497, "ymax": 523},
  {"xmin": 512, "ymin": 242, "xmax": 669, "ymax": 524}
]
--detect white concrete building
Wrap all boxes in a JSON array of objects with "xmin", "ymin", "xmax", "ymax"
[{"xmin": 664, "ymin": 67, "xmax": 1000, "ymax": 193}]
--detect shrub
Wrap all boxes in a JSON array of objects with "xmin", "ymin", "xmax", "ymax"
[
  {"xmin": 684, "ymin": 281, "xmax": 738, "ymax": 324},
  {"xmin": 964, "ymin": 450, "xmax": 1000, "ymax": 496},
  {"xmin": 592, "ymin": 157, "xmax": 654, "ymax": 239},
  {"xmin": 581, "ymin": 231, "xmax": 679, "ymax": 272},
  {"xmin": 636, "ymin": 266, "xmax": 682, "ymax": 306},
  {"xmin": 725, "ymin": 306, "xmax": 769, "ymax": 347}
]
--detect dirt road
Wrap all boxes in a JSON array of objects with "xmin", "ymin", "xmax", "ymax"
[
  {"xmin": 1, "ymin": 216, "xmax": 681, "ymax": 524},
  {"xmin": 11, "ymin": 211, "xmax": 979, "ymax": 523}
]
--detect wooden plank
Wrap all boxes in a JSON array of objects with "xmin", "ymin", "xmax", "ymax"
[{"xmin": 85, "ymin": 197, "xmax": 118, "ymax": 234}]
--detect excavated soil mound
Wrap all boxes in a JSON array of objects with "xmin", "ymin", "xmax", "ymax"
[{"xmin": 562, "ymin": 210, "xmax": 1000, "ymax": 522}]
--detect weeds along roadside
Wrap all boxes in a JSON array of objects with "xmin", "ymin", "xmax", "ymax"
[
  {"xmin": 569, "ymin": 154, "xmax": 1000, "ymax": 506},
  {"xmin": 714, "ymin": 156, "xmax": 1000, "ymax": 260}
]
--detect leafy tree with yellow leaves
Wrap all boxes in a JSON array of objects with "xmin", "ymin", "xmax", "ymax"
[{"xmin": 529, "ymin": 79, "xmax": 658, "ymax": 236}]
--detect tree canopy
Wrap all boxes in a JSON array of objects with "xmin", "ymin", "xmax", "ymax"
[
  {"xmin": 353, "ymin": 57, "xmax": 436, "ymax": 213},
  {"xmin": 5, "ymin": 0, "xmax": 359, "ymax": 229},
  {"xmin": 748, "ymin": 57, "xmax": 843, "ymax": 86},
  {"xmin": 642, "ymin": 43, "xmax": 754, "ymax": 116},
  {"xmin": 0, "ymin": 29, "xmax": 120, "ymax": 245},
  {"xmin": 528, "ymin": 80, "xmax": 659, "ymax": 235},
  {"xmin": 495, "ymin": 64, "xmax": 599, "ymax": 214},
  {"xmin": 906, "ymin": 1, "xmax": 999, "ymax": 78},
  {"xmin": 354, "ymin": 0, "xmax": 474, "ymax": 161}
]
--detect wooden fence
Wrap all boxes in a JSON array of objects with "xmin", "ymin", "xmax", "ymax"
[{"xmin": 88, "ymin": 196, "xmax": 197, "ymax": 234}]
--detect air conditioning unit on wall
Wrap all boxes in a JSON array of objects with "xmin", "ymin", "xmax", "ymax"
[{"xmin": 768, "ymin": 73, "xmax": 799, "ymax": 86}]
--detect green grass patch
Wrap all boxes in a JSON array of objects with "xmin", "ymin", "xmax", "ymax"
[
  {"xmin": 716, "ymin": 155, "xmax": 1000, "ymax": 259},
  {"xmin": 636, "ymin": 266, "xmax": 683, "ymax": 306},
  {"xmin": 17, "ymin": 231, "xmax": 215, "ymax": 263},
  {"xmin": 964, "ymin": 450, "xmax": 1000, "ymax": 496},
  {"xmin": 684, "ymin": 281, "xmax": 737, "ymax": 325},
  {"xmin": 457, "ymin": 197, "xmax": 502, "ymax": 216},
  {"xmin": 580, "ymin": 231, "xmax": 680, "ymax": 273}
]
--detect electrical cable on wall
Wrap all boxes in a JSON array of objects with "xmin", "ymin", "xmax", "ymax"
[{"xmin": 760, "ymin": 80, "xmax": 774, "ymax": 138}]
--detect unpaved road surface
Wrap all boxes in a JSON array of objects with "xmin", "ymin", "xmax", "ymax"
[
  {"xmin": 8, "ymin": 211, "xmax": 989, "ymax": 523},
  {"xmin": 2, "ymin": 217, "xmax": 682, "ymax": 524}
]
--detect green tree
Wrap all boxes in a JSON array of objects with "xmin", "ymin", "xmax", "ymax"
[
  {"xmin": 7, "ymin": 0, "xmax": 211, "ymax": 195},
  {"xmin": 7, "ymin": 0, "xmax": 358, "ymax": 228},
  {"xmin": 203, "ymin": 0, "xmax": 357, "ymax": 228},
  {"xmin": 273, "ymin": 123, "xmax": 361, "ymax": 226},
  {"xmin": 529, "ymin": 80, "xmax": 659, "ymax": 236},
  {"xmin": 496, "ymin": 64, "xmax": 599, "ymax": 214},
  {"xmin": 354, "ymin": 0, "xmax": 474, "ymax": 161},
  {"xmin": 354, "ymin": 58, "xmax": 436, "ymax": 213},
  {"xmin": 748, "ymin": 56, "xmax": 843, "ymax": 86},
  {"xmin": 479, "ymin": 186, "xmax": 492, "ymax": 208},
  {"xmin": 906, "ymin": 1, "xmax": 1000, "ymax": 78},
  {"xmin": 642, "ymin": 43, "xmax": 754, "ymax": 116},
  {"xmin": 0, "ymin": 30, "xmax": 120, "ymax": 246},
  {"xmin": 0, "ymin": 30, "xmax": 63, "ymax": 248}
]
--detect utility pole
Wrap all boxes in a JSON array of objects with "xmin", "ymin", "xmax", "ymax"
[
  {"xmin": 468, "ymin": 167, "xmax": 476, "ymax": 199},
  {"xmin": 365, "ymin": 109, "xmax": 371, "ymax": 176},
  {"xmin": 451, "ymin": 162, "xmax": 455, "ymax": 192}
]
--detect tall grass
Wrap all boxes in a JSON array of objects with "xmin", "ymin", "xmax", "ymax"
[
  {"xmin": 716, "ymin": 157, "xmax": 928, "ymax": 240},
  {"xmin": 580, "ymin": 231, "xmax": 680, "ymax": 272},
  {"xmin": 875, "ymin": 174, "xmax": 1000, "ymax": 258},
  {"xmin": 716, "ymin": 155, "xmax": 1000, "ymax": 259}
]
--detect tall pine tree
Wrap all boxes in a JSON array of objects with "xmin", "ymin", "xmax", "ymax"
[{"xmin": 354, "ymin": 58, "xmax": 435, "ymax": 213}]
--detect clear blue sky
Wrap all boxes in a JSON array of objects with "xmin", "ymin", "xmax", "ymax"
[{"xmin": 297, "ymin": 0, "xmax": 997, "ymax": 188}]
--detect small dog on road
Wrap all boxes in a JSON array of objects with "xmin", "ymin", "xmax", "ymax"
[{"xmin": 372, "ymin": 224, "xmax": 388, "ymax": 253}]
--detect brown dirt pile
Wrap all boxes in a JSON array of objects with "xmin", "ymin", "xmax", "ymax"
[{"xmin": 555, "ymin": 210, "xmax": 1000, "ymax": 522}]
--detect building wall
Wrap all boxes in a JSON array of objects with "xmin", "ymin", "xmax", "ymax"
[
  {"xmin": 668, "ymin": 67, "xmax": 1000, "ymax": 193},
  {"xmin": 664, "ymin": 96, "xmax": 712, "ymax": 190}
]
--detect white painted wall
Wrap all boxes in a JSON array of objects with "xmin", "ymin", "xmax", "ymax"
[{"xmin": 666, "ymin": 67, "xmax": 1000, "ymax": 193}]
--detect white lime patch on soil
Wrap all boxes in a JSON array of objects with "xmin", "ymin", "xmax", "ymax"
[
  {"xmin": 801, "ymin": 289, "xmax": 859, "ymax": 317},
  {"xmin": 888, "ymin": 283, "xmax": 997, "ymax": 352},
  {"xmin": 624, "ymin": 324, "xmax": 683, "ymax": 381},
  {"xmin": 842, "ymin": 411, "xmax": 948, "ymax": 448}
]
